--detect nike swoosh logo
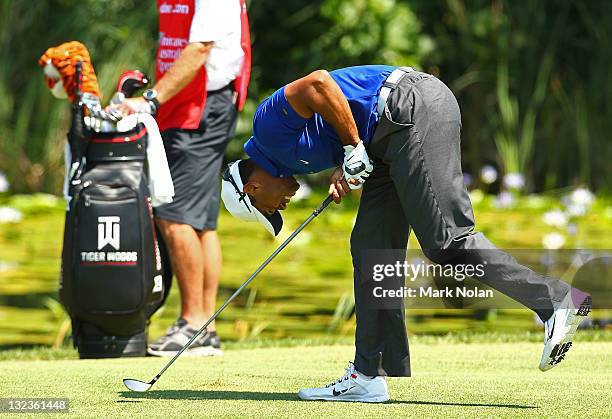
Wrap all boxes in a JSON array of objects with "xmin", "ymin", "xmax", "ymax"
[
  {"xmin": 332, "ymin": 386, "xmax": 355, "ymax": 396},
  {"xmin": 548, "ymin": 316, "xmax": 555, "ymax": 340}
]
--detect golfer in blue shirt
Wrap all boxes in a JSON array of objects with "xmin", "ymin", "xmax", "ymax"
[{"xmin": 221, "ymin": 65, "xmax": 591, "ymax": 402}]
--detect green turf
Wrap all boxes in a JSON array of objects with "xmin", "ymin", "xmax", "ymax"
[{"xmin": 0, "ymin": 340, "xmax": 610, "ymax": 418}]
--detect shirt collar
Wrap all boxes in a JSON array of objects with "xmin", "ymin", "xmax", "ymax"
[{"xmin": 244, "ymin": 137, "xmax": 293, "ymax": 178}]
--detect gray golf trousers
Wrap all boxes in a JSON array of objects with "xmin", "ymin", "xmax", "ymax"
[{"xmin": 350, "ymin": 71, "xmax": 570, "ymax": 377}]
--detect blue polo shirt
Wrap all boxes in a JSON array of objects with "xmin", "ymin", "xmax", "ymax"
[{"xmin": 244, "ymin": 65, "xmax": 396, "ymax": 177}]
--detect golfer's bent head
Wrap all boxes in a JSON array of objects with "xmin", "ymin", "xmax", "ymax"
[{"xmin": 221, "ymin": 159, "xmax": 300, "ymax": 236}]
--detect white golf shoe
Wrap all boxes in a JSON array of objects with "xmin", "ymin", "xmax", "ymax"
[
  {"xmin": 539, "ymin": 289, "xmax": 591, "ymax": 371},
  {"xmin": 298, "ymin": 362, "xmax": 389, "ymax": 403}
]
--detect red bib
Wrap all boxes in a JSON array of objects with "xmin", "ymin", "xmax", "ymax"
[
  {"xmin": 234, "ymin": 0, "xmax": 251, "ymax": 111},
  {"xmin": 156, "ymin": 0, "xmax": 251, "ymax": 131}
]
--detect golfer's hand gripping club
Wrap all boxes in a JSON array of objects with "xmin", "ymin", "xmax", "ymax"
[
  {"xmin": 123, "ymin": 194, "xmax": 335, "ymax": 392},
  {"xmin": 342, "ymin": 141, "xmax": 373, "ymax": 190}
]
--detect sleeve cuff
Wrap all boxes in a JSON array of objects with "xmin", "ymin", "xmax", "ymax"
[{"xmin": 279, "ymin": 87, "xmax": 309, "ymax": 126}]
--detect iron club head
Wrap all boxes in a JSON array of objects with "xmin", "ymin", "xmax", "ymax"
[{"xmin": 123, "ymin": 378, "xmax": 153, "ymax": 392}]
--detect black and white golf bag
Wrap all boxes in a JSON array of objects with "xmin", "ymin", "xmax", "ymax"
[{"xmin": 59, "ymin": 64, "xmax": 172, "ymax": 358}]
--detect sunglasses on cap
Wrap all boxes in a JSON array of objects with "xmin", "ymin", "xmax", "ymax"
[{"xmin": 222, "ymin": 163, "xmax": 252, "ymax": 213}]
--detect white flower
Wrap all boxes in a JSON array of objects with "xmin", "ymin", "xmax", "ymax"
[
  {"xmin": 494, "ymin": 191, "xmax": 515, "ymax": 209},
  {"xmin": 561, "ymin": 188, "xmax": 595, "ymax": 216},
  {"xmin": 0, "ymin": 207, "xmax": 23, "ymax": 223},
  {"xmin": 566, "ymin": 203, "xmax": 587, "ymax": 217},
  {"xmin": 542, "ymin": 232, "xmax": 566, "ymax": 250},
  {"xmin": 292, "ymin": 179, "xmax": 312, "ymax": 202},
  {"xmin": 539, "ymin": 253, "xmax": 556, "ymax": 268},
  {"xmin": 570, "ymin": 187, "xmax": 595, "ymax": 207},
  {"xmin": 0, "ymin": 172, "xmax": 8, "ymax": 193},
  {"xmin": 542, "ymin": 209, "xmax": 568, "ymax": 228},
  {"xmin": 480, "ymin": 165, "xmax": 498, "ymax": 184},
  {"xmin": 463, "ymin": 173, "xmax": 473, "ymax": 187},
  {"xmin": 503, "ymin": 173, "xmax": 525, "ymax": 190}
]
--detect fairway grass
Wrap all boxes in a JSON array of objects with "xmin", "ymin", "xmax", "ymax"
[{"xmin": 0, "ymin": 341, "xmax": 610, "ymax": 418}]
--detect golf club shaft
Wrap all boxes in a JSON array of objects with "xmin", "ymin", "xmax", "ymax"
[{"xmin": 153, "ymin": 194, "xmax": 335, "ymax": 381}]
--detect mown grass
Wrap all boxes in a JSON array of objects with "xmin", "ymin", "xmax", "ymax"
[
  {"xmin": 2, "ymin": 329, "xmax": 612, "ymax": 362},
  {"xmin": 0, "ymin": 340, "xmax": 610, "ymax": 418}
]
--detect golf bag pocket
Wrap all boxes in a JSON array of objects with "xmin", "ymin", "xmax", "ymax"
[{"xmin": 75, "ymin": 184, "xmax": 144, "ymax": 314}]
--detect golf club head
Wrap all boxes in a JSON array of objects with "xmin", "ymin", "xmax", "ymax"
[{"xmin": 123, "ymin": 378, "xmax": 153, "ymax": 392}]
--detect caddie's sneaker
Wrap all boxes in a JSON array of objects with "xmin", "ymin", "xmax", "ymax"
[
  {"xmin": 539, "ymin": 289, "xmax": 591, "ymax": 371},
  {"xmin": 148, "ymin": 318, "xmax": 222, "ymax": 357},
  {"xmin": 298, "ymin": 362, "xmax": 389, "ymax": 403}
]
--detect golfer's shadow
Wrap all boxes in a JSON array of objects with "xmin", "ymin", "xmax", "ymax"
[
  {"xmin": 118, "ymin": 390, "xmax": 297, "ymax": 402},
  {"xmin": 388, "ymin": 400, "xmax": 538, "ymax": 409},
  {"xmin": 118, "ymin": 391, "xmax": 537, "ymax": 409}
]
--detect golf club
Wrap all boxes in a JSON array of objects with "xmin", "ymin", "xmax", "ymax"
[{"xmin": 123, "ymin": 194, "xmax": 335, "ymax": 392}]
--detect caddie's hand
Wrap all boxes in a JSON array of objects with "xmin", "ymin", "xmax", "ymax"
[
  {"xmin": 342, "ymin": 141, "xmax": 373, "ymax": 190},
  {"xmin": 329, "ymin": 166, "xmax": 352, "ymax": 204},
  {"xmin": 115, "ymin": 97, "xmax": 156, "ymax": 116}
]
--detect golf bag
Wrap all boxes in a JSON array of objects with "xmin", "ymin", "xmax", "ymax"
[{"xmin": 59, "ymin": 63, "xmax": 172, "ymax": 358}]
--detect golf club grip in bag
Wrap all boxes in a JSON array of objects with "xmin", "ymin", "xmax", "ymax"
[{"xmin": 60, "ymin": 63, "xmax": 172, "ymax": 358}]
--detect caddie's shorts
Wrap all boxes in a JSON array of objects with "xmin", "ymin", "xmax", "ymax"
[{"xmin": 155, "ymin": 84, "xmax": 237, "ymax": 231}]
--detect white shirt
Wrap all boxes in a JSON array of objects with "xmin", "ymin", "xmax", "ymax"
[{"xmin": 189, "ymin": 0, "xmax": 244, "ymax": 91}]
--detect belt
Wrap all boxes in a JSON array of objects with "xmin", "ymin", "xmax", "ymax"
[
  {"xmin": 207, "ymin": 82, "xmax": 234, "ymax": 94},
  {"xmin": 376, "ymin": 66, "xmax": 414, "ymax": 117}
]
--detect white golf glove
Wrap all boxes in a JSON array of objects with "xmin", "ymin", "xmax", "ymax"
[
  {"xmin": 129, "ymin": 99, "xmax": 157, "ymax": 115},
  {"xmin": 342, "ymin": 141, "xmax": 373, "ymax": 190}
]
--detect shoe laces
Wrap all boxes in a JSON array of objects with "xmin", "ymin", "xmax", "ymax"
[
  {"xmin": 166, "ymin": 318, "xmax": 187, "ymax": 335},
  {"xmin": 325, "ymin": 362, "xmax": 355, "ymax": 388}
]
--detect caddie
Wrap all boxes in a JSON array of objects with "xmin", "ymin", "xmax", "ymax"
[{"xmin": 220, "ymin": 65, "xmax": 591, "ymax": 402}]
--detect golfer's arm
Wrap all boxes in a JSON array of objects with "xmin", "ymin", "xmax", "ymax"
[
  {"xmin": 284, "ymin": 70, "xmax": 360, "ymax": 147},
  {"xmin": 154, "ymin": 42, "xmax": 213, "ymax": 104}
]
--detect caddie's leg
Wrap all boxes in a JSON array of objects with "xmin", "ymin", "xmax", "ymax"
[
  {"xmin": 156, "ymin": 219, "xmax": 206, "ymax": 325},
  {"xmin": 199, "ymin": 230, "xmax": 221, "ymax": 330},
  {"xmin": 194, "ymin": 84, "xmax": 238, "ymax": 332},
  {"xmin": 351, "ymin": 161, "xmax": 412, "ymax": 377}
]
